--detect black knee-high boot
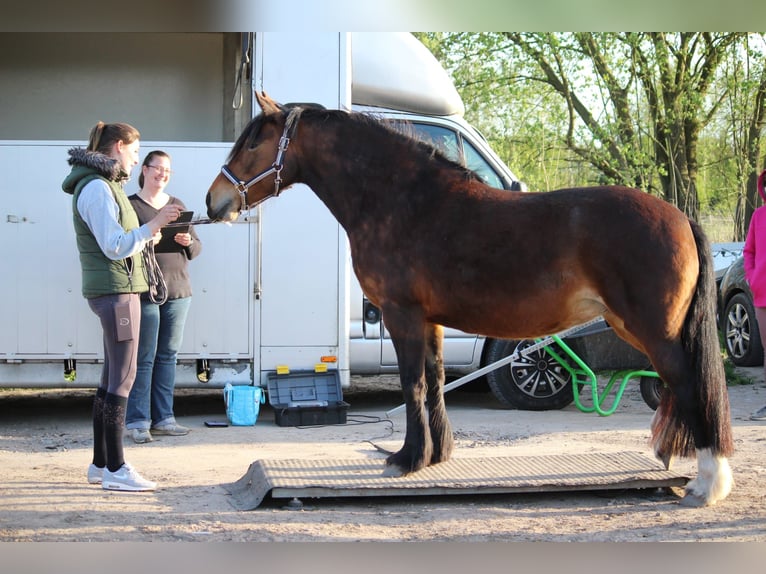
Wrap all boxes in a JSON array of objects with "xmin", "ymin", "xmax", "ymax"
[
  {"xmin": 92, "ymin": 387, "xmax": 108, "ymax": 468},
  {"xmin": 103, "ymin": 392, "xmax": 128, "ymax": 472}
]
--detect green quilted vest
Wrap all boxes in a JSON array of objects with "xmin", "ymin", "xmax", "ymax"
[{"xmin": 70, "ymin": 173, "xmax": 148, "ymax": 298}]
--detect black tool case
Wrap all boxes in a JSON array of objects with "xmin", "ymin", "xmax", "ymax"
[{"xmin": 266, "ymin": 371, "xmax": 349, "ymax": 427}]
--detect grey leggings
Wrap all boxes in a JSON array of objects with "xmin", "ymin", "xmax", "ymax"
[{"xmin": 87, "ymin": 293, "xmax": 142, "ymax": 398}]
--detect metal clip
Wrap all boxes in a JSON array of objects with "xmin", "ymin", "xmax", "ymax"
[{"xmin": 273, "ymin": 164, "xmax": 283, "ymax": 196}]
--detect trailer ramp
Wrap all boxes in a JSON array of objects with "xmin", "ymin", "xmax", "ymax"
[{"xmin": 224, "ymin": 451, "xmax": 688, "ymax": 510}]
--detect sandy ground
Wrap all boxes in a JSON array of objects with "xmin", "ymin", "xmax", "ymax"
[{"xmin": 1, "ymin": 371, "xmax": 765, "ymax": 543}]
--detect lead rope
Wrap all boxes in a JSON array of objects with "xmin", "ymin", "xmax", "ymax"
[{"xmin": 142, "ymin": 243, "xmax": 168, "ymax": 305}]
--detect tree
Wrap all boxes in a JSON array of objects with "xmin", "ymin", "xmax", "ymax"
[
  {"xmin": 504, "ymin": 33, "xmax": 742, "ymax": 220},
  {"xmin": 726, "ymin": 34, "xmax": 766, "ymax": 240},
  {"xmin": 415, "ymin": 32, "xmax": 595, "ymax": 191},
  {"xmin": 418, "ymin": 33, "xmax": 766, "ymax": 237}
]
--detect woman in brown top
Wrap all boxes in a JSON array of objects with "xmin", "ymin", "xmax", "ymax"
[{"xmin": 126, "ymin": 150, "xmax": 202, "ymax": 444}]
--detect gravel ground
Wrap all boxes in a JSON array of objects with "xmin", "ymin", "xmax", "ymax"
[{"xmin": 0, "ymin": 371, "xmax": 765, "ymax": 545}]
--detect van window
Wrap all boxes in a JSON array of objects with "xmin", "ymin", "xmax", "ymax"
[
  {"xmin": 411, "ymin": 123, "xmax": 462, "ymax": 163},
  {"xmin": 462, "ymin": 138, "xmax": 504, "ymax": 189},
  {"xmin": 410, "ymin": 123, "xmax": 505, "ymax": 190}
]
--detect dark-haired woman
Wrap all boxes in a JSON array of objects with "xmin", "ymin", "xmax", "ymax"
[
  {"xmin": 62, "ymin": 122, "xmax": 182, "ymax": 491},
  {"xmin": 126, "ymin": 150, "xmax": 202, "ymax": 444}
]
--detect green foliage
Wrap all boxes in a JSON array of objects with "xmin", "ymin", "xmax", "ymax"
[{"xmin": 416, "ymin": 32, "xmax": 765, "ymax": 236}]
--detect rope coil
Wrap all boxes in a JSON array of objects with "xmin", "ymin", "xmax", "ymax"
[{"xmin": 142, "ymin": 243, "xmax": 168, "ymax": 305}]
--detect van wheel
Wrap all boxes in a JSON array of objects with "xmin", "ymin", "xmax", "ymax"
[{"xmin": 484, "ymin": 338, "xmax": 574, "ymax": 410}]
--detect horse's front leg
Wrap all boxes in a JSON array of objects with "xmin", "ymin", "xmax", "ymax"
[
  {"xmin": 425, "ymin": 323, "xmax": 453, "ymax": 465},
  {"xmin": 381, "ymin": 308, "xmax": 432, "ymax": 477}
]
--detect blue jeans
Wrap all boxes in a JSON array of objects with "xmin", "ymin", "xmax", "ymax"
[{"xmin": 126, "ymin": 297, "xmax": 191, "ymax": 430}]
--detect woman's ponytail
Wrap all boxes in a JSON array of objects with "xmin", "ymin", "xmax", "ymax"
[
  {"xmin": 86, "ymin": 121, "xmax": 140, "ymax": 154},
  {"xmin": 87, "ymin": 121, "xmax": 106, "ymax": 152}
]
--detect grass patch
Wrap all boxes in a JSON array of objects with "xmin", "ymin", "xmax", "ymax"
[
  {"xmin": 724, "ymin": 357, "xmax": 756, "ymax": 386},
  {"xmin": 719, "ymin": 330, "xmax": 756, "ymax": 386}
]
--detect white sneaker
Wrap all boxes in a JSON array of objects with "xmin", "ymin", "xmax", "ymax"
[
  {"xmin": 102, "ymin": 463, "xmax": 157, "ymax": 492},
  {"xmin": 87, "ymin": 463, "xmax": 104, "ymax": 484}
]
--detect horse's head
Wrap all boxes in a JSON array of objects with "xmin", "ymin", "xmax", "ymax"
[{"xmin": 206, "ymin": 91, "xmax": 299, "ymax": 222}]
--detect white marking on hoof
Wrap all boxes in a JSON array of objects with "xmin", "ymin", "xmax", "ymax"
[
  {"xmin": 683, "ymin": 448, "xmax": 733, "ymax": 506},
  {"xmin": 679, "ymin": 491, "xmax": 707, "ymax": 508}
]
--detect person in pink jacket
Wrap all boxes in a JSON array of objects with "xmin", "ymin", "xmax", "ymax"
[{"xmin": 743, "ymin": 169, "xmax": 766, "ymax": 421}]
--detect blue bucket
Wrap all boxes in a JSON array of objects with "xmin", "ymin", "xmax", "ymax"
[{"xmin": 223, "ymin": 383, "xmax": 265, "ymax": 426}]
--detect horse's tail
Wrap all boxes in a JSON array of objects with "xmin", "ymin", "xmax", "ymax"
[{"xmin": 651, "ymin": 219, "xmax": 734, "ymax": 459}]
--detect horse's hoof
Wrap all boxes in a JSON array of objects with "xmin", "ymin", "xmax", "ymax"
[
  {"xmin": 382, "ymin": 463, "xmax": 405, "ymax": 478},
  {"xmin": 656, "ymin": 451, "xmax": 674, "ymax": 470},
  {"xmin": 430, "ymin": 442, "xmax": 454, "ymax": 465},
  {"xmin": 385, "ymin": 448, "xmax": 428, "ymax": 476},
  {"xmin": 679, "ymin": 492, "xmax": 709, "ymax": 508}
]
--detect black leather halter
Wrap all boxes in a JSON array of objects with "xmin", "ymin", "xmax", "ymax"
[{"xmin": 219, "ymin": 107, "xmax": 302, "ymax": 213}]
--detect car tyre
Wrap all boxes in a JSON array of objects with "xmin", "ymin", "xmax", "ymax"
[
  {"xmin": 639, "ymin": 376, "xmax": 664, "ymax": 411},
  {"xmin": 484, "ymin": 338, "xmax": 574, "ymax": 410},
  {"xmin": 723, "ymin": 292, "xmax": 764, "ymax": 366}
]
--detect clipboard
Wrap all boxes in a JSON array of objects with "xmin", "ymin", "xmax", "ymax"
[{"xmin": 155, "ymin": 210, "xmax": 194, "ymax": 253}]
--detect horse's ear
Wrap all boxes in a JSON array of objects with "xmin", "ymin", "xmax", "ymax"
[{"xmin": 255, "ymin": 91, "xmax": 281, "ymax": 115}]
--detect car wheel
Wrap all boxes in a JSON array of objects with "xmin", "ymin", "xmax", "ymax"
[
  {"xmin": 639, "ymin": 376, "xmax": 665, "ymax": 411},
  {"xmin": 723, "ymin": 292, "xmax": 764, "ymax": 366},
  {"xmin": 484, "ymin": 338, "xmax": 574, "ymax": 410}
]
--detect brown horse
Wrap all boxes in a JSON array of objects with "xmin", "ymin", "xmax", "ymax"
[{"xmin": 206, "ymin": 92, "xmax": 734, "ymax": 507}]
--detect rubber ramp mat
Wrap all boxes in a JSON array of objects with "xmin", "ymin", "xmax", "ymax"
[{"xmin": 224, "ymin": 451, "xmax": 688, "ymax": 510}]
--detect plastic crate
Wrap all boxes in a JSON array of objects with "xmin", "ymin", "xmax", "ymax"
[{"xmin": 266, "ymin": 371, "xmax": 349, "ymax": 427}]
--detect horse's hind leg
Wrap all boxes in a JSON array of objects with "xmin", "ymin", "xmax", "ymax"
[
  {"xmin": 424, "ymin": 323, "xmax": 453, "ymax": 465},
  {"xmin": 381, "ymin": 307, "xmax": 433, "ymax": 477},
  {"xmin": 648, "ymin": 339, "xmax": 733, "ymax": 507}
]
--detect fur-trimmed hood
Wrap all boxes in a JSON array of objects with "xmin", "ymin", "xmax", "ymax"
[{"xmin": 62, "ymin": 147, "xmax": 128, "ymax": 195}]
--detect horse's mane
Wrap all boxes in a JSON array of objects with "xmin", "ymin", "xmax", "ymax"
[
  {"xmin": 305, "ymin": 107, "xmax": 482, "ymax": 182},
  {"xmin": 228, "ymin": 103, "xmax": 325, "ymax": 162},
  {"xmin": 228, "ymin": 115, "xmax": 267, "ymax": 162},
  {"xmin": 230, "ymin": 104, "xmax": 483, "ymax": 184}
]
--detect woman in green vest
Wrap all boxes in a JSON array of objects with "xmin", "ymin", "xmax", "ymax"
[{"xmin": 62, "ymin": 122, "xmax": 182, "ymax": 492}]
